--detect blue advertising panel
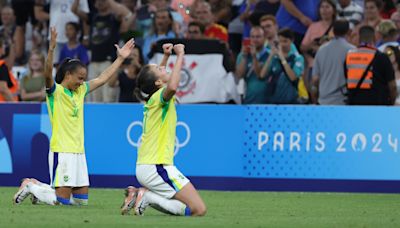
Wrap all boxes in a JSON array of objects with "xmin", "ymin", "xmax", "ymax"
[{"xmin": 2, "ymin": 103, "xmax": 400, "ymax": 192}]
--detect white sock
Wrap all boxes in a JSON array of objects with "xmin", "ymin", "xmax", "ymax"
[
  {"xmin": 144, "ymin": 191, "xmax": 188, "ymax": 216},
  {"xmin": 27, "ymin": 183, "xmax": 57, "ymax": 205}
]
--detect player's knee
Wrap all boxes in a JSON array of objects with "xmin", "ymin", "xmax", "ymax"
[{"xmin": 192, "ymin": 204, "xmax": 207, "ymax": 216}]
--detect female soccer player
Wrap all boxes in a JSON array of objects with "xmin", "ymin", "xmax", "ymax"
[
  {"xmin": 13, "ymin": 27, "xmax": 135, "ymax": 206},
  {"xmin": 121, "ymin": 43, "xmax": 206, "ymax": 216}
]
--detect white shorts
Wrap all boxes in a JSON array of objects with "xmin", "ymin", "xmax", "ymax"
[
  {"xmin": 48, "ymin": 152, "xmax": 90, "ymax": 188},
  {"xmin": 136, "ymin": 165, "xmax": 190, "ymax": 199}
]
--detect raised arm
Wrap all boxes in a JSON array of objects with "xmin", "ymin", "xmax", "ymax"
[
  {"xmin": 88, "ymin": 38, "xmax": 135, "ymax": 93},
  {"xmin": 71, "ymin": 0, "xmax": 89, "ymax": 22},
  {"xmin": 162, "ymin": 44, "xmax": 184, "ymax": 101},
  {"xmin": 160, "ymin": 43, "xmax": 173, "ymax": 67},
  {"xmin": 44, "ymin": 27, "xmax": 57, "ymax": 89}
]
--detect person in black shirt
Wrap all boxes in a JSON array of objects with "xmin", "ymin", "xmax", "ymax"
[{"xmin": 109, "ymin": 45, "xmax": 143, "ymax": 102}]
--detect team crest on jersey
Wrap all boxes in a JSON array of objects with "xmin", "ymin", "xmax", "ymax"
[{"xmin": 64, "ymin": 175, "xmax": 69, "ymax": 182}]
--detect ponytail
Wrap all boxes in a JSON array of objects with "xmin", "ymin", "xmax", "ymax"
[{"xmin": 56, "ymin": 58, "xmax": 86, "ymax": 84}]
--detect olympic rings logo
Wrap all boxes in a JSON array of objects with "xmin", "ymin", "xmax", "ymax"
[{"xmin": 126, "ymin": 121, "xmax": 191, "ymax": 155}]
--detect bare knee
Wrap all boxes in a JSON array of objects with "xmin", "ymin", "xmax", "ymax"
[{"xmin": 191, "ymin": 204, "xmax": 207, "ymax": 216}]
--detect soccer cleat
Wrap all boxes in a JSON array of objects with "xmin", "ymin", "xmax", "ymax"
[
  {"xmin": 13, "ymin": 178, "xmax": 32, "ymax": 205},
  {"xmin": 134, "ymin": 188, "xmax": 149, "ymax": 216},
  {"xmin": 121, "ymin": 186, "xmax": 138, "ymax": 215}
]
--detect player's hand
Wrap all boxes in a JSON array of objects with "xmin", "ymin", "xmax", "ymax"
[
  {"xmin": 162, "ymin": 43, "xmax": 173, "ymax": 55},
  {"xmin": 115, "ymin": 38, "xmax": 135, "ymax": 59},
  {"xmin": 173, "ymin": 44, "xmax": 185, "ymax": 56},
  {"xmin": 49, "ymin": 27, "xmax": 57, "ymax": 51}
]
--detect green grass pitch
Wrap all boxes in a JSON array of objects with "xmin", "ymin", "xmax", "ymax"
[{"xmin": 1, "ymin": 187, "xmax": 400, "ymax": 227}]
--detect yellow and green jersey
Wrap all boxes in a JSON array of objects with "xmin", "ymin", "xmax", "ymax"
[
  {"xmin": 137, "ymin": 88, "xmax": 177, "ymax": 165},
  {"xmin": 46, "ymin": 83, "xmax": 89, "ymax": 153}
]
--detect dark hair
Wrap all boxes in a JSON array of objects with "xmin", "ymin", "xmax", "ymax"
[
  {"xmin": 55, "ymin": 58, "xmax": 86, "ymax": 84},
  {"xmin": 333, "ymin": 19, "xmax": 350, "ymax": 37},
  {"xmin": 188, "ymin": 21, "xmax": 205, "ymax": 34},
  {"xmin": 66, "ymin": 22, "xmax": 80, "ymax": 32},
  {"xmin": 318, "ymin": 0, "xmax": 337, "ymax": 21},
  {"xmin": 385, "ymin": 45, "xmax": 400, "ymax": 71},
  {"xmin": 358, "ymin": 25, "xmax": 376, "ymax": 43},
  {"xmin": 152, "ymin": 9, "xmax": 174, "ymax": 35},
  {"xmin": 134, "ymin": 65, "xmax": 159, "ymax": 102},
  {"xmin": 278, "ymin": 28, "xmax": 295, "ymax": 40}
]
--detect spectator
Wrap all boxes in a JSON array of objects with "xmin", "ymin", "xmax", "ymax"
[
  {"xmin": 0, "ymin": 5, "xmax": 16, "ymax": 41},
  {"xmin": 276, "ymin": 0, "xmax": 320, "ymax": 48},
  {"xmin": 301, "ymin": 0, "xmax": 336, "ymax": 85},
  {"xmin": 142, "ymin": 9, "xmax": 178, "ymax": 63},
  {"xmin": 171, "ymin": 0, "xmax": 194, "ymax": 25},
  {"xmin": 11, "ymin": 0, "xmax": 37, "ymax": 65},
  {"xmin": 336, "ymin": 0, "xmax": 363, "ymax": 28},
  {"xmin": 248, "ymin": 0, "xmax": 281, "ymax": 26},
  {"xmin": 311, "ymin": 20, "xmax": 355, "ymax": 105},
  {"xmin": 194, "ymin": 1, "xmax": 228, "ymax": 43},
  {"xmin": 260, "ymin": 28, "xmax": 305, "ymax": 104},
  {"xmin": 19, "ymin": 50, "xmax": 45, "ymax": 102},
  {"xmin": 235, "ymin": 26, "xmax": 269, "ymax": 104},
  {"xmin": 207, "ymin": 0, "xmax": 232, "ymax": 27},
  {"xmin": 383, "ymin": 45, "xmax": 400, "ymax": 104},
  {"xmin": 109, "ymin": 46, "xmax": 143, "ymax": 103},
  {"xmin": 345, "ymin": 25, "xmax": 397, "ymax": 105},
  {"xmin": 73, "ymin": 0, "xmax": 133, "ymax": 102},
  {"xmin": 0, "ymin": 38, "xmax": 18, "ymax": 102},
  {"xmin": 238, "ymin": 0, "xmax": 257, "ymax": 39},
  {"xmin": 377, "ymin": 20, "xmax": 399, "ymax": 51},
  {"xmin": 58, "ymin": 22, "xmax": 89, "ymax": 65},
  {"xmin": 260, "ymin": 15, "xmax": 279, "ymax": 47},
  {"xmin": 136, "ymin": 0, "xmax": 183, "ymax": 41},
  {"xmin": 186, "ymin": 21, "xmax": 206, "ymax": 39},
  {"xmin": 391, "ymin": 2, "xmax": 400, "ymax": 31},
  {"xmin": 350, "ymin": 0, "xmax": 383, "ymax": 45},
  {"xmin": 380, "ymin": 0, "xmax": 396, "ymax": 19},
  {"xmin": 35, "ymin": 0, "xmax": 90, "ymax": 64}
]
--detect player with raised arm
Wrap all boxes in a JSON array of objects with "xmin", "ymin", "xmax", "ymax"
[
  {"xmin": 13, "ymin": 27, "xmax": 134, "ymax": 206},
  {"xmin": 121, "ymin": 43, "xmax": 207, "ymax": 216}
]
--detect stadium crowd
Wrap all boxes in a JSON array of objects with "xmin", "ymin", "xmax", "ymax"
[{"xmin": 0, "ymin": 0, "xmax": 399, "ymax": 105}]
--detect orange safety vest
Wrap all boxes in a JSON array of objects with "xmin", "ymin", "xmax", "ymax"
[
  {"xmin": 345, "ymin": 47, "xmax": 376, "ymax": 90},
  {"xmin": 0, "ymin": 60, "xmax": 19, "ymax": 102}
]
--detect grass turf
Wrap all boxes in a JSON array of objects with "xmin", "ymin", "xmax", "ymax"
[{"xmin": 1, "ymin": 187, "xmax": 400, "ymax": 227}]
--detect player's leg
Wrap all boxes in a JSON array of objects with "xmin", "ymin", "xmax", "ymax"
[
  {"xmin": 70, "ymin": 153, "xmax": 90, "ymax": 206},
  {"xmin": 173, "ymin": 182, "xmax": 206, "ymax": 216},
  {"xmin": 134, "ymin": 165, "xmax": 206, "ymax": 216},
  {"xmin": 13, "ymin": 178, "xmax": 58, "ymax": 205}
]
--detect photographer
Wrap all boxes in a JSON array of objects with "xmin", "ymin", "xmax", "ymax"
[{"xmin": 260, "ymin": 28, "xmax": 305, "ymax": 104}]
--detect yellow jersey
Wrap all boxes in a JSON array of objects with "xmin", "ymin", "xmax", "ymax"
[
  {"xmin": 46, "ymin": 83, "xmax": 89, "ymax": 153},
  {"xmin": 137, "ymin": 88, "xmax": 177, "ymax": 165}
]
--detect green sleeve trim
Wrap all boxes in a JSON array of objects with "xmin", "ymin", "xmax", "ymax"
[
  {"xmin": 85, "ymin": 82, "xmax": 90, "ymax": 96},
  {"xmin": 48, "ymin": 94, "xmax": 55, "ymax": 117},
  {"xmin": 160, "ymin": 87, "xmax": 169, "ymax": 105}
]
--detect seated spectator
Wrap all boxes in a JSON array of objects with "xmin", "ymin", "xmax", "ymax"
[
  {"xmin": 109, "ymin": 46, "xmax": 143, "ymax": 103},
  {"xmin": 0, "ymin": 38, "xmax": 18, "ymax": 102},
  {"xmin": 143, "ymin": 9, "xmax": 178, "ymax": 63},
  {"xmin": 336, "ymin": 0, "xmax": 363, "ymax": 28},
  {"xmin": 58, "ymin": 22, "xmax": 89, "ymax": 65},
  {"xmin": 186, "ymin": 21, "xmax": 206, "ymax": 39},
  {"xmin": 377, "ymin": 20, "xmax": 399, "ymax": 51},
  {"xmin": 383, "ymin": 45, "xmax": 400, "ymax": 105},
  {"xmin": 235, "ymin": 26, "xmax": 269, "ymax": 104},
  {"xmin": 20, "ymin": 50, "xmax": 45, "ymax": 102},
  {"xmin": 260, "ymin": 28, "xmax": 305, "ymax": 104},
  {"xmin": 193, "ymin": 1, "xmax": 228, "ymax": 43}
]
